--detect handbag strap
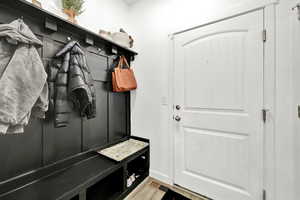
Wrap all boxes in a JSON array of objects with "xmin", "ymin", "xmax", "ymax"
[
  {"xmin": 115, "ymin": 56, "xmax": 130, "ymax": 69},
  {"xmin": 116, "ymin": 56, "xmax": 123, "ymax": 69},
  {"xmin": 121, "ymin": 56, "xmax": 130, "ymax": 68}
]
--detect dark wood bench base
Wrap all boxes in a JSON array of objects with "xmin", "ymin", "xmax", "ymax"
[{"xmin": 0, "ymin": 137, "xmax": 149, "ymax": 200}]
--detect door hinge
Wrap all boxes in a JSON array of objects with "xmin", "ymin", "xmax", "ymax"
[
  {"xmin": 262, "ymin": 29, "xmax": 267, "ymax": 42},
  {"xmin": 262, "ymin": 109, "xmax": 268, "ymax": 123},
  {"xmin": 263, "ymin": 189, "xmax": 267, "ymax": 200}
]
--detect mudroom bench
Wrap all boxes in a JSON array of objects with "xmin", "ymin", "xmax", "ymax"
[
  {"xmin": 0, "ymin": 1, "xmax": 146, "ymax": 200},
  {"xmin": 0, "ymin": 136, "xmax": 149, "ymax": 200}
]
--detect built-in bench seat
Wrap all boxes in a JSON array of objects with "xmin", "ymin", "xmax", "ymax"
[{"xmin": 0, "ymin": 137, "xmax": 149, "ymax": 200}]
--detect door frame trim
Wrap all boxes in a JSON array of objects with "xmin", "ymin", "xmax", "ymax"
[
  {"xmin": 169, "ymin": 0, "xmax": 278, "ymax": 36},
  {"xmin": 262, "ymin": 4, "xmax": 276, "ymax": 200},
  {"xmin": 167, "ymin": 4, "xmax": 277, "ymax": 200}
]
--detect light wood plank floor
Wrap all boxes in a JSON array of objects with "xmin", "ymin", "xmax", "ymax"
[{"xmin": 125, "ymin": 177, "xmax": 209, "ymax": 200}]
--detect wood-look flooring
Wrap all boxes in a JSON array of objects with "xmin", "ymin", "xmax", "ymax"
[{"xmin": 125, "ymin": 177, "xmax": 209, "ymax": 200}]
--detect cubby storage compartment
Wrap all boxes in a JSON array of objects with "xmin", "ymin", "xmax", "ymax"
[
  {"xmin": 86, "ymin": 168, "xmax": 124, "ymax": 200},
  {"xmin": 126, "ymin": 152, "xmax": 149, "ymax": 188}
]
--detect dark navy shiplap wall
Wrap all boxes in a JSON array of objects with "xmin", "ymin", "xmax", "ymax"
[{"xmin": 0, "ymin": 1, "xmax": 132, "ymax": 182}]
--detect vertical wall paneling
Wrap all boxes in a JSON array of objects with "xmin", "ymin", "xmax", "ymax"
[
  {"xmin": 0, "ymin": 0, "xmax": 136, "ymax": 182},
  {"xmin": 0, "ymin": 119, "xmax": 43, "ymax": 182},
  {"xmin": 108, "ymin": 57, "xmax": 128, "ymax": 142}
]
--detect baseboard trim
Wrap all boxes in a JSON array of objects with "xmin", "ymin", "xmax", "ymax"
[{"xmin": 150, "ymin": 169, "xmax": 173, "ymax": 185}]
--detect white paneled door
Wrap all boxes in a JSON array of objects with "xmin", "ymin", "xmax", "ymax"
[{"xmin": 173, "ymin": 10, "xmax": 264, "ymax": 200}]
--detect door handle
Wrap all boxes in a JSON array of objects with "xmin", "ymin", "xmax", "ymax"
[{"xmin": 174, "ymin": 115, "xmax": 181, "ymax": 122}]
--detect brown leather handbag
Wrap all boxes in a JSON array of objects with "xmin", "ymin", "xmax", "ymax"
[{"xmin": 112, "ymin": 56, "xmax": 137, "ymax": 92}]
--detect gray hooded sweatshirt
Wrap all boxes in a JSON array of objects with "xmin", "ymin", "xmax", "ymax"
[{"xmin": 0, "ymin": 19, "xmax": 48, "ymax": 134}]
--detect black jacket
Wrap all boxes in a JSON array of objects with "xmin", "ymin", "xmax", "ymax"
[{"xmin": 48, "ymin": 41, "xmax": 96, "ymax": 127}]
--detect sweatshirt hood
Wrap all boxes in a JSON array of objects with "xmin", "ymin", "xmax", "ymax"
[{"xmin": 0, "ymin": 19, "xmax": 42, "ymax": 47}]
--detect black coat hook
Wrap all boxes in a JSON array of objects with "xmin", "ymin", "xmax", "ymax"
[
  {"xmin": 292, "ymin": 4, "xmax": 300, "ymax": 20},
  {"xmin": 292, "ymin": 4, "xmax": 300, "ymax": 10},
  {"xmin": 18, "ymin": 16, "xmax": 24, "ymax": 22},
  {"xmin": 97, "ymin": 48, "xmax": 103, "ymax": 53}
]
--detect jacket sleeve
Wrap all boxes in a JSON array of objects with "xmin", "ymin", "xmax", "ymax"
[
  {"xmin": 47, "ymin": 60, "xmax": 60, "ymax": 108},
  {"xmin": 54, "ymin": 53, "xmax": 72, "ymax": 128},
  {"xmin": 31, "ymin": 82, "xmax": 49, "ymax": 118}
]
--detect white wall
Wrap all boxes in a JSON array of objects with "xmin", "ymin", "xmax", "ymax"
[
  {"xmin": 26, "ymin": 0, "xmax": 131, "ymax": 33},
  {"xmin": 291, "ymin": 0, "xmax": 300, "ymax": 198},
  {"xmin": 128, "ymin": 0, "xmax": 297, "ymax": 199},
  {"xmin": 24, "ymin": 0, "xmax": 299, "ymax": 199},
  {"xmin": 275, "ymin": 1, "xmax": 296, "ymax": 200},
  {"xmin": 128, "ymin": 0, "xmax": 252, "ymax": 184},
  {"xmin": 76, "ymin": 0, "xmax": 131, "ymax": 33}
]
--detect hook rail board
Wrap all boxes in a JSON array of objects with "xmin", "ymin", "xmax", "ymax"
[{"xmin": 1, "ymin": 0, "xmax": 137, "ymax": 59}]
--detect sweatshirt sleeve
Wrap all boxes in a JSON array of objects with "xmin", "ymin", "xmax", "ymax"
[
  {"xmin": 0, "ymin": 45, "xmax": 48, "ymax": 133},
  {"xmin": 31, "ymin": 82, "xmax": 49, "ymax": 119}
]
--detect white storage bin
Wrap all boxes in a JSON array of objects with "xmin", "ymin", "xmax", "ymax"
[{"xmin": 111, "ymin": 32, "xmax": 131, "ymax": 48}]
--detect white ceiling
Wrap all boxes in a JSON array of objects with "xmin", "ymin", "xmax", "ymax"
[{"xmin": 123, "ymin": 0, "xmax": 140, "ymax": 6}]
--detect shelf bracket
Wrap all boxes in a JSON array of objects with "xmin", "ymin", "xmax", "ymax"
[
  {"xmin": 44, "ymin": 18, "xmax": 57, "ymax": 32},
  {"xmin": 85, "ymin": 34, "xmax": 94, "ymax": 46}
]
